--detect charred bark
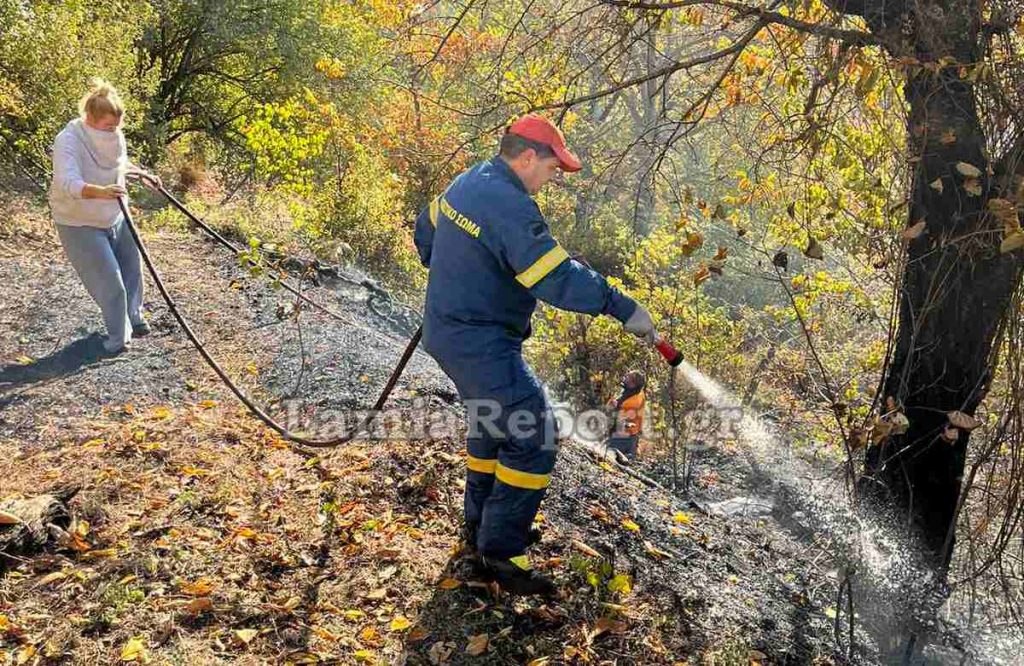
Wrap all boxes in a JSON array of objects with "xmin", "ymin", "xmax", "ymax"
[{"xmin": 845, "ymin": 0, "xmax": 1024, "ymax": 567}]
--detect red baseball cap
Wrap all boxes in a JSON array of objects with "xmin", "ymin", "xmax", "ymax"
[{"xmin": 507, "ymin": 114, "xmax": 582, "ymax": 173}]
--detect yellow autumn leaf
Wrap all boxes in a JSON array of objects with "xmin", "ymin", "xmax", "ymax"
[
  {"xmin": 16, "ymin": 645, "xmax": 37, "ymax": 665},
  {"xmin": 180, "ymin": 578, "xmax": 216, "ymax": 596},
  {"xmin": 342, "ymin": 609, "xmax": 366, "ymax": 620},
  {"xmin": 353, "ymin": 649, "xmax": 376, "ymax": 663},
  {"xmin": 235, "ymin": 628, "xmax": 259, "ymax": 644},
  {"xmin": 438, "ymin": 578, "xmax": 462, "ymax": 590},
  {"xmin": 389, "ymin": 616, "xmax": 412, "ymax": 631},
  {"xmin": 198, "ymin": 399, "xmax": 218, "ymax": 409},
  {"xmin": 620, "ymin": 518, "xmax": 640, "ymax": 532},
  {"xmin": 120, "ymin": 637, "xmax": 148, "ymax": 662},
  {"xmin": 15, "ymin": 355, "xmax": 34, "ymax": 365},
  {"xmin": 149, "ymin": 406, "xmax": 172, "ymax": 420},
  {"xmin": 37, "ymin": 570, "xmax": 68, "ymax": 586},
  {"xmin": 607, "ymin": 573, "xmax": 632, "ymax": 595},
  {"xmin": 673, "ymin": 511, "xmax": 693, "ymax": 525}
]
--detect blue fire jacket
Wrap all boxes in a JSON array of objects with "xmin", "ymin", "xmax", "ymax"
[{"xmin": 414, "ymin": 157, "xmax": 637, "ymax": 404}]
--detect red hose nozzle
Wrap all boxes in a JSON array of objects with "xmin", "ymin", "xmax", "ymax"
[{"xmin": 655, "ymin": 337, "xmax": 684, "ymax": 367}]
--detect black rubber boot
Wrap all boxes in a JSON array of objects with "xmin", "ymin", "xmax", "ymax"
[{"xmin": 480, "ymin": 555, "xmax": 556, "ymax": 596}]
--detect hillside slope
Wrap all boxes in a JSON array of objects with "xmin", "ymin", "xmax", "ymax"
[{"xmin": 1, "ymin": 196, "xmax": 848, "ymax": 665}]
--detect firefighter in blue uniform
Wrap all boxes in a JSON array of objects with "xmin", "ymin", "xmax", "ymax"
[{"xmin": 413, "ymin": 114, "xmax": 657, "ymax": 595}]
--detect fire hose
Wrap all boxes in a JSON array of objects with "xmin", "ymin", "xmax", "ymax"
[
  {"xmin": 116, "ymin": 180, "xmax": 683, "ymax": 450},
  {"xmin": 117, "ymin": 188, "xmax": 418, "ymax": 449}
]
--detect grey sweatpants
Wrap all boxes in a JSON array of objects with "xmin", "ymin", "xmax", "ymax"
[{"xmin": 55, "ymin": 216, "xmax": 144, "ymax": 351}]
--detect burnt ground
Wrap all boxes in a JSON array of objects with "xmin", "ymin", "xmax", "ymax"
[{"xmin": 1, "ymin": 194, "xmax": 859, "ymax": 664}]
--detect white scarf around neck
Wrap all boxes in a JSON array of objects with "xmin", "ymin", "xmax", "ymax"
[{"xmin": 73, "ymin": 118, "xmax": 126, "ymax": 173}]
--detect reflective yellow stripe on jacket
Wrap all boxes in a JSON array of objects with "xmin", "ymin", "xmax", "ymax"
[
  {"xmin": 428, "ymin": 197, "xmax": 440, "ymax": 227},
  {"xmin": 516, "ymin": 245, "xmax": 569, "ymax": 288}
]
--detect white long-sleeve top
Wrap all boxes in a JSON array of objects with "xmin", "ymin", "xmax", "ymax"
[{"xmin": 48, "ymin": 118, "xmax": 129, "ymax": 228}]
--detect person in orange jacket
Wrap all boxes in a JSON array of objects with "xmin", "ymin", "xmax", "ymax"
[{"xmin": 606, "ymin": 370, "xmax": 646, "ymax": 460}]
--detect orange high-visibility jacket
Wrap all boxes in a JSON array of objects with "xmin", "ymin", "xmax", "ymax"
[{"xmin": 616, "ymin": 390, "xmax": 645, "ymax": 436}]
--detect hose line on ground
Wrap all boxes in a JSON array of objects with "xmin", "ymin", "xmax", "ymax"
[{"xmin": 116, "ymin": 194, "xmax": 422, "ymax": 449}]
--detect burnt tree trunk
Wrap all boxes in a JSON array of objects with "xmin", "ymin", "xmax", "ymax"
[{"xmin": 835, "ymin": 0, "xmax": 1023, "ymax": 568}]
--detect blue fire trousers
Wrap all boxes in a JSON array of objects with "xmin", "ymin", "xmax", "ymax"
[{"xmin": 435, "ymin": 351, "xmax": 557, "ymax": 560}]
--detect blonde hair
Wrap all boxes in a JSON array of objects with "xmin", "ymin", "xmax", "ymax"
[{"xmin": 78, "ymin": 78, "xmax": 125, "ymax": 121}]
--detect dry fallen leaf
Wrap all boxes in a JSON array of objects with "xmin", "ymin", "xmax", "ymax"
[
  {"xmin": 889, "ymin": 412, "xmax": 910, "ymax": 436},
  {"xmin": 0, "ymin": 509, "xmax": 23, "ymax": 525},
  {"xmin": 955, "ymin": 162, "xmax": 982, "ymax": 178},
  {"xmin": 180, "ymin": 578, "xmax": 216, "ymax": 596},
  {"xmin": 390, "ymin": 616, "xmax": 412, "ymax": 632},
  {"xmin": 941, "ymin": 426, "xmax": 960, "ymax": 444},
  {"xmin": 36, "ymin": 571, "xmax": 68, "ymax": 587},
  {"xmin": 620, "ymin": 518, "xmax": 641, "ymax": 532},
  {"xmin": 948, "ymin": 411, "xmax": 982, "ymax": 431},
  {"xmin": 929, "ymin": 178, "xmax": 944, "ymax": 194},
  {"xmin": 693, "ymin": 264, "xmax": 711, "ymax": 286},
  {"xmin": 1000, "ymin": 232, "xmax": 1024, "ymax": 254},
  {"xmin": 643, "ymin": 540, "xmax": 672, "ymax": 559},
  {"xmin": 438, "ymin": 578, "xmax": 462, "ymax": 590},
  {"xmin": 871, "ymin": 419, "xmax": 894, "ymax": 445},
  {"xmin": 235, "ymin": 628, "xmax": 259, "ymax": 645},
  {"xmin": 364, "ymin": 587, "xmax": 387, "ymax": 600},
  {"xmin": 428, "ymin": 641, "xmax": 455, "ymax": 664},
  {"xmin": 184, "ymin": 597, "xmax": 213, "ymax": 616},
  {"xmin": 359, "ymin": 626, "xmax": 382, "ymax": 645},
  {"xmin": 590, "ymin": 616, "xmax": 628, "ymax": 640},
  {"xmin": 939, "ymin": 129, "xmax": 957, "ymax": 145},
  {"xmin": 902, "ymin": 220, "xmax": 927, "ymax": 241},
  {"xmin": 120, "ymin": 637, "xmax": 148, "ymax": 662},
  {"xmin": 466, "ymin": 633, "xmax": 489, "ymax": 656},
  {"xmin": 15, "ymin": 645, "xmax": 36, "ymax": 666},
  {"xmin": 572, "ymin": 540, "xmax": 601, "ymax": 558},
  {"xmin": 713, "ymin": 246, "xmax": 728, "ymax": 261},
  {"xmin": 964, "ymin": 177, "xmax": 983, "ymax": 196}
]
